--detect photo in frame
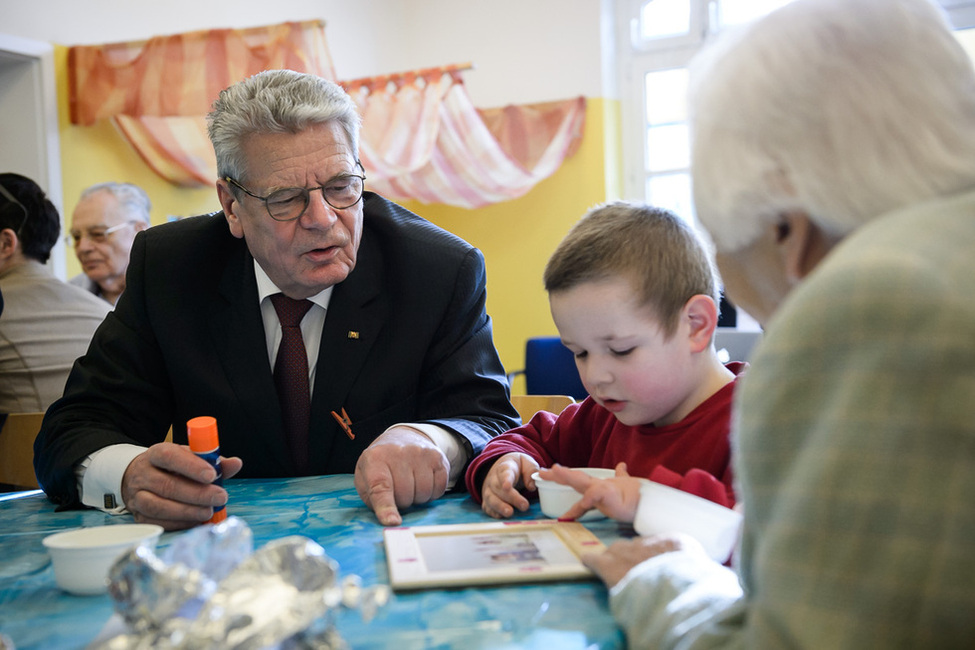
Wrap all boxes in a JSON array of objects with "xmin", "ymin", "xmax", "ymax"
[{"xmin": 383, "ymin": 520, "xmax": 606, "ymax": 591}]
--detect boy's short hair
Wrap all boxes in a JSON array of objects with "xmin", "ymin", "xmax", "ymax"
[{"xmin": 543, "ymin": 201, "xmax": 720, "ymax": 338}]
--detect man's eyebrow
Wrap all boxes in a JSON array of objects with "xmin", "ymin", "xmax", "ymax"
[
  {"xmin": 324, "ymin": 170, "xmax": 360, "ymax": 181},
  {"xmin": 70, "ymin": 224, "xmax": 111, "ymax": 232}
]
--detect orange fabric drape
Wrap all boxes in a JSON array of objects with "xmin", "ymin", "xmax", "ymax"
[
  {"xmin": 68, "ymin": 24, "xmax": 586, "ymax": 206},
  {"xmin": 478, "ymin": 98, "xmax": 586, "ymax": 172},
  {"xmin": 69, "ymin": 20, "xmax": 335, "ymax": 125}
]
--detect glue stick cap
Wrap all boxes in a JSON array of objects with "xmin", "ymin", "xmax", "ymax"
[{"xmin": 187, "ymin": 416, "xmax": 220, "ymax": 453}]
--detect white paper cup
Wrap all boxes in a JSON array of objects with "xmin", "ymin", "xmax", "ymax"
[
  {"xmin": 634, "ymin": 481, "xmax": 741, "ymax": 562},
  {"xmin": 43, "ymin": 524, "xmax": 163, "ymax": 595},
  {"xmin": 531, "ymin": 467, "xmax": 616, "ymax": 520}
]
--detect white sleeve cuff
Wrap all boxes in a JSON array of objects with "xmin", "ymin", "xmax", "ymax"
[
  {"xmin": 76, "ymin": 444, "xmax": 147, "ymax": 513},
  {"xmin": 387, "ymin": 422, "xmax": 470, "ymax": 488},
  {"xmin": 608, "ymin": 550, "xmax": 744, "ymax": 649}
]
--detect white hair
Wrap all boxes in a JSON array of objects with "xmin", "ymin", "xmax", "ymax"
[
  {"xmin": 207, "ymin": 70, "xmax": 362, "ymax": 183},
  {"xmin": 79, "ymin": 182, "xmax": 151, "ymax": 225},
  {"xmin": 689, "ymin": 0, "xmax": 975, "ymax": 252}
]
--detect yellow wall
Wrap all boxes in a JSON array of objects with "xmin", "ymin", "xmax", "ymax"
[
  {"xmin": 55, "ymin": 43, "xmax": 621, "ymax": 391},
  {"xmin": 55, "ymin": 45, "xmax": 219, "ymax": 280},
  {"xmin": 400, "ymin": 97, "xmax": 621, "ymax": 389}
]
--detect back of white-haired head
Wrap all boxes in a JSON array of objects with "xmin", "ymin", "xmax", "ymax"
[
  {"xmin": 690, "ymin": 0, "xmax": 975, "ymax": 252},
  {"xmin": 79, "ymin": 182, "xmax": 151, "ymax": 225}
]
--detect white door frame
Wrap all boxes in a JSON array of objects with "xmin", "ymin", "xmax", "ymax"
[{"xmin": 0, "ymin": 33, "xmax": 66, "ymax": 278}]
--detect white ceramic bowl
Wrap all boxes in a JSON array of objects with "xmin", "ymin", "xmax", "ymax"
[
  {"xmin": 43, "ymin": 524, "xmax": 163, "ymax": 595},
  {"xmin": 634, "ymin": 481, "xmax": 742, "ymax": 563},
  {"xmin": 531, "ymin": 467, "xmax": 616, "ymax": 520}
]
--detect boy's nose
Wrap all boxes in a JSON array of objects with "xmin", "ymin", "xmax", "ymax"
[{"xmin": 579, "ymin": 359, "xmax": 611, "ymax": 390}]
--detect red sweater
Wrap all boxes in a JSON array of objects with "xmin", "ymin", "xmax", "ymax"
[{"xmin": 465, "ymin": 362, "xmax": 746, "ymax": 508}]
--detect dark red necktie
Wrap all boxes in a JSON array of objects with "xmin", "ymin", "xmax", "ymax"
[{"xmin": 270, "ymin": 293, "xmax": 314, "ymax": 474}]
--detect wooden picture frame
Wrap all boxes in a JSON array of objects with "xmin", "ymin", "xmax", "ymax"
[{"xmin": 383, "ymin": 520, "xmax": 605, "ymax": 591}]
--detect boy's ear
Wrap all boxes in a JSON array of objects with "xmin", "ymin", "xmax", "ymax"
[{"xmin": 683, "ymin": 294, "xmax": 719, "ymax": 354}]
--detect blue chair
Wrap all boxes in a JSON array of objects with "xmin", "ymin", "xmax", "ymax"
[{"xmin": 510, "ymin": 336, "xmax": 588, "ymax": 400}]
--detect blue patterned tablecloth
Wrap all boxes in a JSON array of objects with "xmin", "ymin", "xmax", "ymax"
[{"xmin": 0, "ymin": 475, "xmax": 627, "ymax": 649}]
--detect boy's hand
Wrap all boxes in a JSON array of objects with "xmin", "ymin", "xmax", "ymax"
[
  {"xmin": 481, "ymin": 452, "xmax": 540, "ymax": 519},
  {"xmin": 539, "ymin": 462, "xmax": 643, "ymax": 523}
]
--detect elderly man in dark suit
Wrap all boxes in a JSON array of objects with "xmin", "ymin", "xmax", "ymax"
[{"xmin": 35, "ymin": 70, "xmax": 519, "ymax": 530}]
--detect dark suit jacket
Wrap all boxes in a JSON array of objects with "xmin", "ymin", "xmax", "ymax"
[{"xmin": 35, "ymin": 192, "xmax": 519, "ymax": 506}]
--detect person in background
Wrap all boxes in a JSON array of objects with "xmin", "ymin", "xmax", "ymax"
[
  {"xmin": 579, "ymin": 0, "xmax": 975, "ymax": 647},
  {"xmin": 466, "ymin": 202, "xmax": 745, "ymax": 521},
  {"xmin": 34, "ymin": 70, "xmax": 518, "ymax": 530},
  {"xmin": 0, "ymin": 173, "xmax": 110, "ymax": 413},
  {"xmin": 69, "ymin": 182, "xmax": 151, "ymax": 306}
]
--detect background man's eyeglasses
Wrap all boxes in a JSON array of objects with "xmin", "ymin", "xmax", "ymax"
[
  {"xmin": 225, "ymin": 164, "xmax": 366, "ymax": 222},
  {"xmin": 0, "ymin": 183, "xmax": 30, "ymax": 236},
  {"xmin": 66, "ymin": 221, "xmax": 136, "ymax": 247}
]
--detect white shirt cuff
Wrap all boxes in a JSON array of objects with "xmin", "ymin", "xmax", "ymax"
[
  {"xmin": 388, "ymin": 423, "xmax": 470, "ymax": 488},
  {"xmin": 75, "ymin": 444, "xmax": 146, "ymax": 513}
]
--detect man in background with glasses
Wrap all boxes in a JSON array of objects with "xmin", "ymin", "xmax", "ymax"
[
  {"xmin": 68, "ymin": 182, "xmax": 151, "ymax": 306},
  {"xmin": 0, "ymin": 173, "xmax": 110, "ymax": 415},
  {"xmin": 35, "ymin": 70, "xmax": 519, "ymax": 529}
]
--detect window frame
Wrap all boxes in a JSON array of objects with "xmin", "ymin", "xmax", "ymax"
[{"xmin": 618, "ymin": 0, "xmax": 973, "ymax": 217}]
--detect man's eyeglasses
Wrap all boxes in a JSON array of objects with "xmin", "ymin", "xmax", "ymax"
[
  {"xmin": 224, "ymin": 164, "xmax": 366, "ymax": 222},
  {"xmin": 0, "ymin": 182, "xmax": 29, "ymax": 236},
  {"xmin": 66, "ymin": 221, "xmax": 136, "ymax": 247}
]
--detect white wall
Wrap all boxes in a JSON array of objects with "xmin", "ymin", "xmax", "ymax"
[
  {"xmin": 0, "ymin": 0, "xmax": 612, "ymax": 107},
  {"xmin": 0, "ymin": 34, "xmax": 66, "ymax": 277}
]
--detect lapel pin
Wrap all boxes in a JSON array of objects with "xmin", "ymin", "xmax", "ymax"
[{"xmin": 347, "ymin": 330, "xmax": 360, "ymax": 339}]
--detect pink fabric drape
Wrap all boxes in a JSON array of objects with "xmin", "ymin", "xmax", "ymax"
[
  {"xmin": 112, "ymin": 115, "xmax": 215, "ymax": 187},
  {"xmin": 69, "ymin": 24, "xmax": 586, "ymax": 206},
  {"xmin": 349, "ymin": 71, "xmax": 585, "ymax": 208}
]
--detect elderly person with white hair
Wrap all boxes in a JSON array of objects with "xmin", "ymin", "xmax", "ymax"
[
  {"xmin": 69, "ymin": 182, "xmax": 152, "ymax": 305},
  {"xmin": 580, "ymin": 0, "xmax": 975, "ymax": 647}
]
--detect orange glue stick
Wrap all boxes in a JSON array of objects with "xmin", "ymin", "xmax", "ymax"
[{"xmin": 187, "ymin": 416, "xmax": 227, "ymax": 524}]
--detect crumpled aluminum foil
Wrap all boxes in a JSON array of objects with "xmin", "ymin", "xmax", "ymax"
[{"xmin": 95, "ymin": 517, "xmax": 390, "ymax": 649}]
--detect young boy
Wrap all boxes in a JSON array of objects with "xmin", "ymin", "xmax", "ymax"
[{"xmin": 465, "ymin": 202, "xmax": 746, "ymax": 520}]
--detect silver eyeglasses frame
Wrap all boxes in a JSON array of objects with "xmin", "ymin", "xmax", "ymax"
[
  {"xmin": 224, "ymin": 162, "xmax": 367, "ymax": 222},
  {"xmin": 65, "ymin": 221, "xmax": 136, "ymax": 247}
]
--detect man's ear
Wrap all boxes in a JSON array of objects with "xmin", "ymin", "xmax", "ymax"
[
  {"xmin": 682, "ymin": 294, "xmax": 719, "ymax": 354},
  {"xmin": 216, "ymin": 180, "xmax": 244, "ymax": 240},
  {"xmin": 0, "ymin": 228, "xmax": 19, "ymax": 259},
  {"xmin": 775, "ymin": 212, "xmax": 834, "ymax": 281}
]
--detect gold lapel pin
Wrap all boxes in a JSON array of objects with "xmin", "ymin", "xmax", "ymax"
[{"xmin": 347, "ymin": 330, "xmax": 360, "ymax": 339}]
